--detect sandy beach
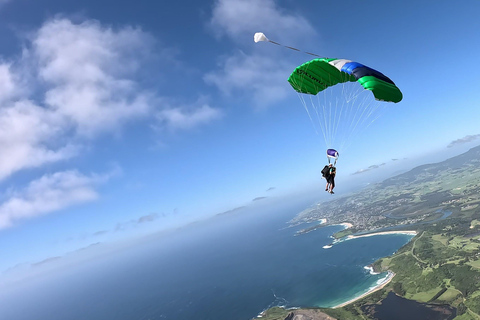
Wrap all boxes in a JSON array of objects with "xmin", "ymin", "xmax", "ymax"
[
  {"xmin": 340, "ymin": 222, "xmax": 353, "ymax": 229},
  {"xmin": 346, "ymin": 230, "xmax": 417, "ymax": 240},
  {"xmin": 333, "ymin": 271, "xmax": 396, "ymax": 308}
]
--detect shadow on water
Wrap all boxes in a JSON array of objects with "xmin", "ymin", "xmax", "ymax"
[{"xmin": 362, "ymin": 292, "xmax": 456, "ymax": 320}]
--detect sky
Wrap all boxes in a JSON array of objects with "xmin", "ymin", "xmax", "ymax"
[{"xmin": 0, "ymin": 0, "xmax": 480, "ymax": 278}]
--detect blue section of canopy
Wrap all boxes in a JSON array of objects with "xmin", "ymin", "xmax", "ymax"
[
  {"xmin": 341, "ymin": 62, "xmax": 365, "ymax": 74},
  {"xmin": 340, "ymin": 61, "xmax": 396, "ymax": 85},
  {"xmin": 352, "ymin": 66, "xmax": 395, "ymax": 85}
]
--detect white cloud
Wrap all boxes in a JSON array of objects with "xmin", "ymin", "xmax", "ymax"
[
  {"xmin": 0, "ymin": 63, "xmax": 18, "ymax": 103},
  {"xmin": 0, "ymin": 100, "xmax": 77, "ymax": 179},
  {"xmin": 156, "ymin": 101, "xmax": 223, "ymax": 131},
  {"xmin": 34, "ymin": 18, "xmax": 153, "ymax": 137},
  {"xmin": 210, "ymin": 0, "xmax": 315, "ymax": 42},
  {"xmin": 447, "ymin": 134, "xmax": 480, "ymax": 148},
  {"xmin": 0, "ymin": 170, "xmax": 102, "ymax": 229},
  {"xmin": 0, "ymin": 18, "xmax": 156, "ymax": 180},
  {"xmin": 0, "ymin": 17, "xmax": 228, "ymax": 229},
  {"xmin": 204, "ymin": 52, "xmax": 291, "ymax": 106},
  {"xmin": 0, "ymin": 17, "xmax": 222, "ymax": 182}
]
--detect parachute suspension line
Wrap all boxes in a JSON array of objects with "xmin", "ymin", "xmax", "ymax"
[
  {"xmin": 338, "ymin": 83, "xmax": 353, "ymax": 149},
  {"xmin": 341, "ymin": 92, "xmax": 385, "ymax": 151},
  {"xmin": 332, "ymin": 95, "xmax": 346, "ymax": 149},
  {"xmin": 316, "ymin": 94, "xmax": 332, "ymax": 148},
  {"xmin": 322, "ymin": 88, "xmax": 334, "ymax": 148},
  {"xmin": 308, "ymin": 94, "xmax": 329, "ymax": 143},
  {"xmin": 357, "ymin": 98, "xmax": 386, "ymax": 132},
  {"xmin": 297, "ymin": 93, "xmax": 320, "ymax": 136},
  {"xmin": 339, "ymin": 90, "xmax": 371, "ymax": 151},
  {"xmin": 309, "ymin": 82, "xmax": 386, "ymax": 154},
  {"xmin": 291, "ymin": 74, "xmax": 335, "ymax": 150},
  {"xmin": 311, "ymin": 95, "xmax": 329, "ymax": 147},
  {"xmin": 311, "ymin": 90, "xmax": 330, "ymax": 148},
  {"xmin": 327, "ymin": 94, "xmax": 336, "ymax": 148}
]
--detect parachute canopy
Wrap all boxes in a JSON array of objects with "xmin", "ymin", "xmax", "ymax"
[
  {"xmin": 326, "ymin": 149, "xmax": 339, "ymax": 159},
  {"xmin": 288, "ymin": 58, "xmax": 402, "ymax": 103},
  {"xmin": 326, "ymin": 149, "xmax": 339, "ymax": 165},
  {"xmin": 254, "ymin": 32, "xmax": 268, "ymax": 43}
]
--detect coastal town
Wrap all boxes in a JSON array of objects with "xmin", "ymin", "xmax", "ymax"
[{"xmin": 291, "ymin": 145, "xmax": 480, "ymax": 237}]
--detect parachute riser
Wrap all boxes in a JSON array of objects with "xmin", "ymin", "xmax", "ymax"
[
  {"xmin": 327, "ymin": 157, "xmax": 338, "ymax": 166},
  {"xmin": 254, "ymin": 32, "xmax": 321, "ymax": 58}
]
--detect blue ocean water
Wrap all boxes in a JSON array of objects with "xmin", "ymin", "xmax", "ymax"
[{"xmin": 0, "ymin": 197, "xmax": 413, "ymax": 320}]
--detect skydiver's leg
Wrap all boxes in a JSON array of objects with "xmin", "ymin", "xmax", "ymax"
[{"xmin": 330, "ymin": 179, "xmax": 335, "ymax": 193}]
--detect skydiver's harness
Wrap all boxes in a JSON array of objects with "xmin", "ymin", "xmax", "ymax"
[{"xmin": 329, "ymin": 167, "xmax": 336, "ymax": 176}]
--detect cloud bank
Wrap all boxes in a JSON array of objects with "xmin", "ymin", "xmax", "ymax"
[
  {"xmin": 352, "ymin": 163, "xmax": 386, "ymax": 175},
  {"xmin": 0, "ymin": 170, "xmax": 103, "ymax": 229},
  {"xmin": 210, "ymin": 0, "xmax": 314, "ymax": 42},
  {"xmin": 447, "ymin": 134, "xmax": 480, "ymax": 148},
  {"xmin": 0, "ymin": 18, "xmax": 222, "ymax": 182},
  {"xmin": 0, "ymin": 17, "xmax": 224, "ymax": 228}
]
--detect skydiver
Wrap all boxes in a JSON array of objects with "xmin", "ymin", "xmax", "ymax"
[{"xmin": 327, "ymin": 164, "xmax": 336, "ymax": 194}]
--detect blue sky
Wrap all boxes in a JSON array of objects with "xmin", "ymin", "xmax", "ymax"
[{"xmin": 0, "ymin": 0, "xmax": 480, "ymax": 278}]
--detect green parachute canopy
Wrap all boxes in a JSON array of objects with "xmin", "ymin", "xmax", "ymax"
[{"xmin": 288, "ymin": 58, "xmax": 402, "ymax": 103}]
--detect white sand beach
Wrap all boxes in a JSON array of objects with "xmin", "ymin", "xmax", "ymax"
[
  {"xmin": 346, "ymin": 230, "xmax": 417, "ymax": 240},
  {"xmin": 340, "ymin": 222, "xmax": 353, "ymax": 229},
  {"xmin": 333, "ymin": 271, "xmax": 395, "ymax": 308}
]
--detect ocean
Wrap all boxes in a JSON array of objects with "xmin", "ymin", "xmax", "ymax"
[{"xmin": 0, "ymin": 196, "xmax": 414, "ymax": 320}]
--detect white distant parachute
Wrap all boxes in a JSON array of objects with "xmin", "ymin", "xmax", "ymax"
[{"xmin": 254, "ymin": 32, "xmax": 268, "ymax": 43}]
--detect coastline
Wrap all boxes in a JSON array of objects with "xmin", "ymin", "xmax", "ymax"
[
  {"xmin": 333, "ymin": 271, "xmax": 395, "ymax": 309},
  {"xmin": 339, "ymin": 222, "xmax": 353, "ymax": 229},
  {"xmin": 346, "ymin": 230, "xmax": 417, "ymax": 240},
  {"xmin": 329, "ymin": 228, "xmax": 415, "ymax": 308},
  {"xmin": 259, "ymin": 226, "xmax": 418, "ymax": 316}
]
